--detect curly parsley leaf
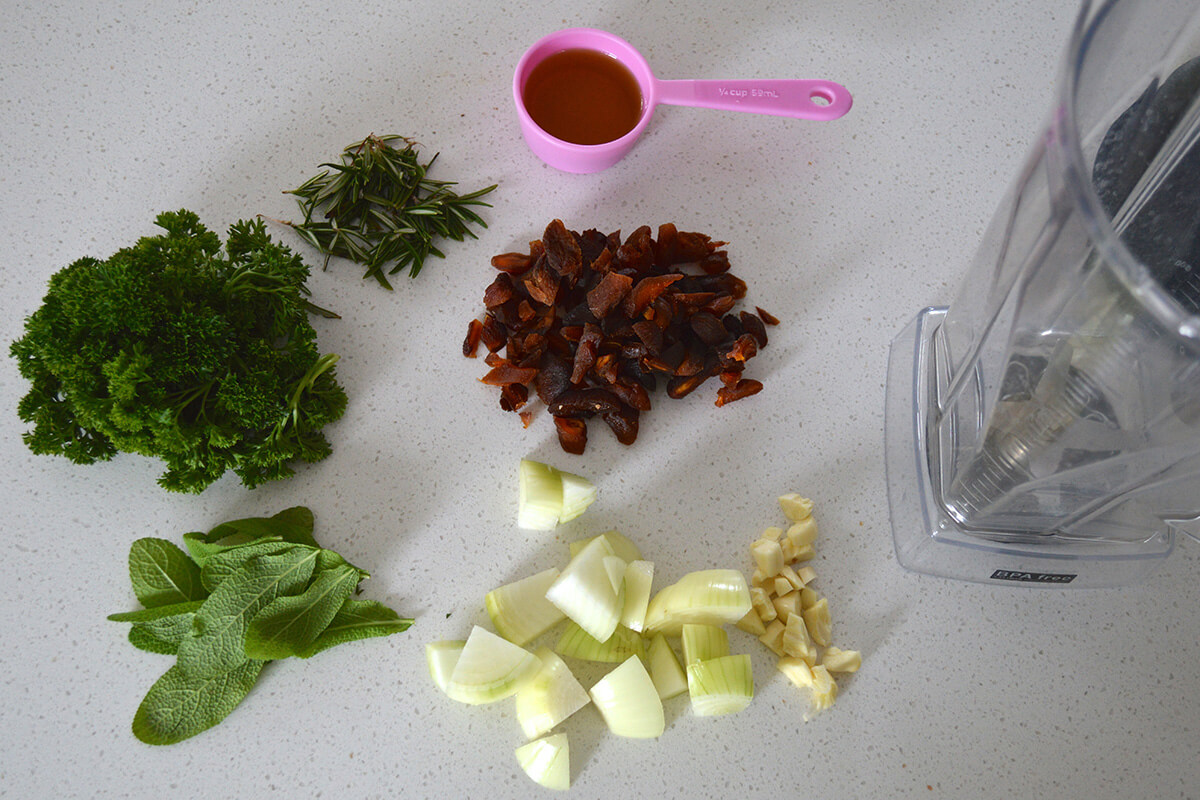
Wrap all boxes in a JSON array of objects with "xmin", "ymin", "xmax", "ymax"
[{"xmin": 10, "ymin": 210, "xmax": 347, "ymax": 494}]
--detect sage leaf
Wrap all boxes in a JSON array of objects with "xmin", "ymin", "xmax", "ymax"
[
  {"xmin": 198, "ymin": 539, "xmax": 299, "ymax": 592},
  {"xmin": 111, "ymin": 601, "xmax": 206, "ymax": 655},
  {"xmin": 244, "ymin": 563, "xmax": 360, "ymax": 660},
  {"xmin": 112, "ymin": 507, "xmax": 412, "ymax": 745},
  {"xmin": 109, "ymin": 600, "xmax": 206, "ymax": 623},
  {"xmin": 128, "ymin": 538, "xmax": 206, "ymax": 608},
  {"xmin": 129, "ymin": 625, "xmax": 183, "ymax": 655},
  {"xmin": 129, "ymin": 614, "xmax": 199, "ymax": 655},
  {"xmin": 312, "ymin": 547, "xmax": 370, "ymax": 583},
  {"xmin": 296, "ymin": 598, "xmax": 414, "ymax": 659},
  {"xmin": 132, "ymin": 659, "xmax": 265, "ymax": 746},
  {"xmin": 177, "ymin": 548, "xmax": 318, "ymax": 679},
  {"xmin": 268, "ymin": 506, "xmax": 318, "ymax": 543},
  {"xmin": 128, "ymin": 626, "xmax": 181, "ymax": 656},
  {"xmin": 182, "ymin": 531, "xmax": 250, "ymax": 566},
  {"xmin": 183, "ymin": 506, "xmax": 319, "ymax": 566}
]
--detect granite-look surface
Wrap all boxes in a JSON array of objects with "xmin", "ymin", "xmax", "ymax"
[{"xmin": 2, "ymin": 1, "xmax": 1197, "ymax": 798}]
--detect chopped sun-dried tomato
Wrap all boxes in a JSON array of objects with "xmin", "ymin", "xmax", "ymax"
[
  {"xmin": 466, "ymin": 219, "xmax": 769, "ymax": 454},
  {"xmin": 480, "ymin": 360, "xmax": 539, "ymax": 386},
  {"xmin": 756, "ymin": 306, "xmax": 780, "ymax": 325},
  {"xmin": 543, "ymin": 218, "xmax": 583, "ymax": 279},
  {"xmin": 587, "ymin": 270, "xmax": 633, "ymax": 318},
  {"xmin": 480, "ymin": 314, "xmax": 507, "ymax": 352},
  {"xmin": 463, "ymin": 319, "xmax": 483, "ymax": 357},
  {"xmin": 484, "ymin": 273, "xmax": 515, "ymax": 308},
  {"xmin": 727, "ymin": 333, "xmax": 759, "ymax": 363},
  {"xmin": 554, "ymin": 416, "xmax": 588, "ymax": 455},
  {"xmin": 570, "ymin": 324, "xmax": 603, "ymax": 385},
  {"xmin": 491, "ymin": 252, "xmax": 533, "ymax": 273},
  {"xmin": 524, "ymin": 261, "xmax": 559, "ymax": 307},
  {"xmin": 601, "ymin": 405, "xmax": 639, "ymax": 445},
  {"xmin": 740, "ymin": 310, "xmax": 769, "ymax": 348},
  {"xmin": 715, "ymin": 378, "xmax": 763, "ymax": 407},
  {"xmin": 623, "ymin": 274, "xmax": 684, "ymax": 318},
  {"xmin": 500, "ymin": 383, "xmax": 529, "ymax": 412}
]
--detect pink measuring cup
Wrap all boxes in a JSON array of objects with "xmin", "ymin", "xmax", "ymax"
[{"xmin": 513, "ymin": 28, "xmax": 853, "ymax": 174}]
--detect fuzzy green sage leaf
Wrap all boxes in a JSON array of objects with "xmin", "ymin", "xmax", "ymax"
[
  {"xmin": 109, "ymin": 600, "xmax": 206, "ymax": 624},
  {"xmin": 131, "ymin": 611, "xmax": 203, "ymax": 655},
  {"xmin": 113, "ymin": 506, "xmax": 412, "ymax": 744},
  {"xmin": 132, "ymin": 659, "xmax": 265, "ymax": 746},
  {"xmin": 244, "ymin": 563, "xmax": 360, "ymax": 660},
  {"xmin": 198, "ymin": 539, "xmax": 297, "ymax": 593},
  {"xmin": 128, "ymin": 623, "xmax": 190, "ymax": 656},
  {"xmin": 110, "ymin": 600, "xmax": 206, "ymax": 656},
  {"xmin": 128, "ymin": 538, "xmax": 206, "ymax": 608},
  {"xmin": 183, "ymin": 506, "xmax": 319, "ymax": 566},
  {"xmin": 177, "ymin": 547, "xmax": 318, "ymax": 679},
  {"xmin": 296, "ymin": 598, "xmax": 414, "ymax": 659}
]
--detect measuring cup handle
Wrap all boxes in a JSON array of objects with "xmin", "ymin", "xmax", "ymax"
[{"xmin": 655, "ymin": 79, "xmax": 852, "ymax": 121}]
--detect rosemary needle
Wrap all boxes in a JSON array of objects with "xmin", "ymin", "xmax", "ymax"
[{"xmin": 283, "ymin": 134, "xmax": 497, "ymax": 289}]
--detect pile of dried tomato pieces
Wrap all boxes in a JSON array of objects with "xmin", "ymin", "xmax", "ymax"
[{"xmin": 464, "ymin": 220, "xmax": 777, "ymax": 454}]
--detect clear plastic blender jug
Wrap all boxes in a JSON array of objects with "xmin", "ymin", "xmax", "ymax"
[{"xmin": 885, "ymin": 0, "xmax": 1200, "ymax": 587}]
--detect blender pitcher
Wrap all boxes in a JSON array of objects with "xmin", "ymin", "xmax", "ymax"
[{"xmin": 885, "ymin": 0, "xmax": 1200, "ymax": 587}]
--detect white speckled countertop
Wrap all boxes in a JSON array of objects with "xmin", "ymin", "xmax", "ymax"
[{"xmin": 3, "ymin": 1, "xmax": 1198, "ymax": 797}]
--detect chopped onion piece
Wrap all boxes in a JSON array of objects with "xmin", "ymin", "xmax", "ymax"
[
  {"xmin": 589, "ymin": 656, "xmax": 665, "ymax": 738},
  {"xmin": 426, "ymin": 640, "xmax": 465, "ymax": 695},
  {"xmin": 647, "ymin": 633, "xmax": 688, "ymax": 700},
  {"xmin": 555, "ymin": 620, "xmax": 645, "ymax": 663},
  {"xmin": 643, "ymin": 569, "xmax": 752, "ymax": 636},
  {"xmin": 680, "ymin": 623, "xmax": 730, "ymax": 666},
  {"xmin": 601, "ymin": 555, "xmax": 628, "ymax": 595},
  {"xmin": 545, "ymin": 536, "xmax": 621, "ymax": 642},
  {"xmin": 687, "ymin": 654, "xmax": 754, "ymax": 717},
  {"xmin": 518, "ymin": 459, "xmax": 563, "ymax": 530},
  {"xmin": 516, "ymin": 648, "xmax": 591, "ymax": 739},
  {"xmin": 557, "ymin": 469, "xmax": 597, "ymax": 523},
  {"xmin": 619, "ymin": 560, "xmax": 654, "ymax": 632},
  {"xmin": 485, "ymin": 567, "xmax": 565, "ymax": 646},
  {"xmin": 568, "ymin": 530, "xmax": 642, "ymax": 563},
  {"xmin": 445, "ymin": 626, "xmax": 541, "ymax": 705},
  {"xmin": 642, "ymin": 586, "xmax": 676, "ymax": 635},
  {"xmin": 515, "ymin": 733, "xmax": 570, "ymax": 791}
]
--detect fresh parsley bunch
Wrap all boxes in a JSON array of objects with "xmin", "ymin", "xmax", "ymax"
[
  {"xmin": 109, "ymin": 507, "xmax": 412, "ymax": 745},
  {"xmin": 10, "ymin": 210, "xmax": 347, "ymax": 493}
]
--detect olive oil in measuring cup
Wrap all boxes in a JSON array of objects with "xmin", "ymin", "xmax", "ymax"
[{"xmin": 521, "ymin": 48, "xmax": 644, "ymax": 145}]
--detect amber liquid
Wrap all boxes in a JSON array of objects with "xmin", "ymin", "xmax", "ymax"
[{"xmin": 522, "ymin": 48, "xmax": 644, "ymax": 146}]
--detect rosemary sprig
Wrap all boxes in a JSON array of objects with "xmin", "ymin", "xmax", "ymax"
[{"xmin": 283, "ymin": 134, "xmax": 497, "ymax": 289}]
